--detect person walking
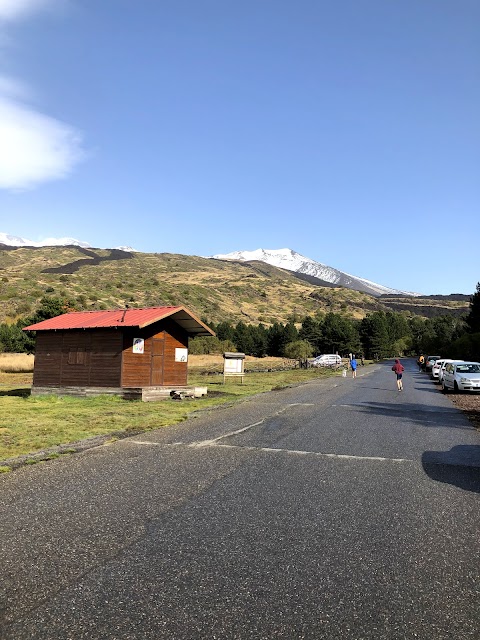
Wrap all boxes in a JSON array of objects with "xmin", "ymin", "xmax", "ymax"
[
  {"xmin": 417, "ymin": 355, "xmax": 425, "ymax": 372},
  {"xmin": 392, "ymin": 359, "xmax": 405, "ymax": 391},
  {"xmin": 350, "ymin": 356, "xmax": 357, "ymax": 378}
]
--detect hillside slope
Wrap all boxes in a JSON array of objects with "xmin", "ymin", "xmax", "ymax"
[{"xmin": 0, "ymin": 245, "xmax": 469, "ymax": 325}]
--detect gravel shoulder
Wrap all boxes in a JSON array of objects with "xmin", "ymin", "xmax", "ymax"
[{"xmin": 448, "ymin": 393, "xmax": 480, "ymax": 430}]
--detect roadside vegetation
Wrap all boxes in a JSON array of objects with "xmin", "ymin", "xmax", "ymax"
[{"xmin": 2, "ymin": 283, "xmax": 478, "ymax": 362}]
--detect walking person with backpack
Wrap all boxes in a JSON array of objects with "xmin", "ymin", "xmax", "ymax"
[
  {"xmin": 350, "ymin": 356, "xmax": 357, "ymax": 379},
  {"xmin": 392, "ymin": 359, "xmax": 405, "ymax": 391}
]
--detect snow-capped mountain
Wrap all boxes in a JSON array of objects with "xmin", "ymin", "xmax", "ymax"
[
  {"xmin": 212, "ymin": 248, "xmax": 421, "ymax": 297},
  {"xmin": 0, "ymin": 232, "xmax": 91, "ymax": 248},
  {"xmin": 0, "ymin": 233, "xmax": 136, "ymax": 252}
]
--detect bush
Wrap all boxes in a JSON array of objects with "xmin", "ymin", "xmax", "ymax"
[
  {"xmin": 283, "ymin": 340, "xmax": 314, "ymax": 360},
  {"xmin": 189, "ymin": 336, "xmax": 236, "ymax": 355},
  {"xmin": 450, "ymin": 332, "xmax": 480, "ymax": 361}
]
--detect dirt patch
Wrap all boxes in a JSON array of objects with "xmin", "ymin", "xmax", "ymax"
[
  {"xmin": 448, "ymin": 394, "xmax": 480, "ymax": 430},
  {"xmin": 41, "ymin": 247, "xmax": 134, "ymax": 274}
]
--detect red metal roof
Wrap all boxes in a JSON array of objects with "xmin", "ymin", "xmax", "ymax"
[{"xmin": 23, "ymin": 306, "xmax": 215, "ymax": 336}]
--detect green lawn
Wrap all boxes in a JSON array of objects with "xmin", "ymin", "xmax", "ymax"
[{"xmin": 0, "ymin": 368, "xmax": 338, "ymax": 467}]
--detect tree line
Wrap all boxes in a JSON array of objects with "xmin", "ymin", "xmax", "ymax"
[
  {"xmin": 194, "ymin": 282, "xmax": 480, "ymax": 361},
  {"xmin": 0, "ymin": 296, "xmax": 77, "ymax": 354},
  {"xmin": 0, "ymin": 283, "xmax": 479, "ymax": 362}
]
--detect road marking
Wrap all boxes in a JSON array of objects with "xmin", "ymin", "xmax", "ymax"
[
  {"xmin": 129, "ymin": 439, "xmax": 412, "ymax": 463},
  {"xmin": 205, "ymin": 443, "xmax": 412, "ymax": 462},
  {"xmin": 189, "ymin": 403, "xmax": 313, "ymax": 448}
]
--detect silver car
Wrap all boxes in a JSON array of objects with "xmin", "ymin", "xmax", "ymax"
[
  {"xmin": 442, "ymin": 361, "xmax": 480, "ymax": 393},
  {"xmin": 437, "ymin": 359, "xmax": 464, "ymax": 384},
  {"xmin": 311, "ymin": 354, "xmax": 342, "ymax": 367}
]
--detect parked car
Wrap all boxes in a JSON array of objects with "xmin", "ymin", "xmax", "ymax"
[
  {"xmin": 430, "ymin": 359, "xmax": 445, "ymax": 380},
  {"xmin": 437, "ymin": 359, "xmax": 464, "ymax": 383},
  {"xmin": 442, "ymin": 362, "xmax": 480, "ymax": 393},
  {"xmin": 311, "ymin": 354, "xmax": 342, "ymax": 367},
  {"xmin": 425, "ymin": 355, "xmax": 441, "ymax": 373}
]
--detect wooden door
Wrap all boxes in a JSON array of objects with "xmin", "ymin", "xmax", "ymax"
[{"xmin": 150, "ymin": 337, "xmax": 165, "ymax": 385}]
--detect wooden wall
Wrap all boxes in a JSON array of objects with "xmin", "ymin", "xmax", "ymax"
[
  {"xmin": 163, "ymin": 318, "xmax": 189, "ymax": 386},
  {"xmin": 33, "ymin": 330, "xmax": 123, "ymax": 387},
  {"xmin": 32, "ymin": 319, "xmax": 190, "ymax": 389},
  {"xmin": 121, "ymin": 319, "xmax": 188, "ymax": 387}
]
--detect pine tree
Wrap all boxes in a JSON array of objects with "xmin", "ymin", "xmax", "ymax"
[
  {"xmin": 322, "ymin": 313, "xmax": 360, "ymax": 355},
  {"xmin": 267, "ymin": 323, "xmax": 285, "ymax": 357},
  {"xmin": 467, "ymin": 282, "xmax": 480, "ymax": 333},
  {"xmin": 299, "ymin": 316, "xmax": 323, "ymax": 352},
  {"xmin": 360, "ymin": 312, "xmax": 390, "ymax": 358}
]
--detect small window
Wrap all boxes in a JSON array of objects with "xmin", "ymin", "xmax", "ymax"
[{"xmin": 68, "ymin": 348, "xmax": 86, "ymax": 365}]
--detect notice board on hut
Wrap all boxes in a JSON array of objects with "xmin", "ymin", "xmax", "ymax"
[{"xmin": 223, "ymin": 352, "xmax": 245, "ymax": 383}]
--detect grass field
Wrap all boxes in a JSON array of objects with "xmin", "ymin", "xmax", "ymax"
[
  {"xmin": 0, "ymin": 353, "xmax": 34, "ymax": 373},
  {"xmin": 0, "ymin": 354, "xmax": 343, "ymax": 469}
]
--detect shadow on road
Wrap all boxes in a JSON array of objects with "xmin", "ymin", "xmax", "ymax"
[
  {"xmin": 422, "ymin": 446, "xmax": 480, "ymax": 493},
  {"xmin": 410, "ymin": 376, "xmax": 444, "ymax": 393},
  {"xmin": 350, "ymin": 401, "xmax": 472, "ymax": 430}
]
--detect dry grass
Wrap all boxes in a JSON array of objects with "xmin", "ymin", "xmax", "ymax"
[
  {"xmin": 0, "ymin": 353, "xmax": 34, "ymax": 373},
  {"xmin": 188, "ymin": 354, "xmax": 294, "ymax": 372}
]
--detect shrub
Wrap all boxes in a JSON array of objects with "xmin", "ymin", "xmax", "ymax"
[
  {"xmin": 283, "ymin": 340, "xmax": 313, "ymax": 360},
  {"xmin": 189, "ymin": 336, "xmax": 236, "ymax": 355}
]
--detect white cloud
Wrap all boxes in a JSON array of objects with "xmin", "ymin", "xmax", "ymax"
[
  {"xmin": 0, "ymin": 94, "xmax": 85, "ymax": 190},
  {"xmin": 0, "ymin": 0, "xmax": 54, "ymax": 21},
  {"xmin": 0, "ymin": 2, "xmax": 85, "ymax": 190}
]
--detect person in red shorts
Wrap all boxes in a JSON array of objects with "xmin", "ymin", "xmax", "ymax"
[{"xmin": 392, "ymin": 359, "xmax": 405, "ymax": 391}]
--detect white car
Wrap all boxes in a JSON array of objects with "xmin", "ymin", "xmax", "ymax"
[
  {"xmin": 430, "ymin": 359, "xmax": 445, "ymax": 380},
  {"xmin": 311, "ymin": 354, "xmax": 342, "ymax": 367},
  {"xmin": 442, "ymin": 361, "xmax": 480, "ymax": 393},
  {"xmin": 437, "ymin": 359, "xmax": 464, "ymax": 383}
]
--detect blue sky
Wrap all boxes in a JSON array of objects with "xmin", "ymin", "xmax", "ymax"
[{"xmin": 0, "ymin": 0, "xmax": 478, "ymax": 295}]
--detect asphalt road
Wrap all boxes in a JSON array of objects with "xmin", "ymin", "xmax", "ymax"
[{"xmin": 1, "ymin": 360, "xmax": 479, "ymax": 639}]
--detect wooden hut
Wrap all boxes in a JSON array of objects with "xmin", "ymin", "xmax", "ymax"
[{"xmin": 23, "ymin": 306, "xmax": 215, "ymax": 400}]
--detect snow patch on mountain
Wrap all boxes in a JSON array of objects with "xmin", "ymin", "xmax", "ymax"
[
  {"xmin": 0, "ymin": 232, "xmax": 136, "ymax": 251},
  {"xmin": 0, "ymin": 232, "xmax": 91, "ymax": 248},
  {"xmin": 212, "ymin": 248, "xmax": 421, "ymax": 297}
]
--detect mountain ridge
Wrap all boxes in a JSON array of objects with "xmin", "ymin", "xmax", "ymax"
[
  {"xmin": 0, "ymin": 234, "xmax": 447, "ymax": 298},
  {"xmin": 212, "ymin": 248, "xmax": 421, "ymax": 298},
  {"xmin": 0, "ymin": 244, "xmax": 469, "ymax": 325}
]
